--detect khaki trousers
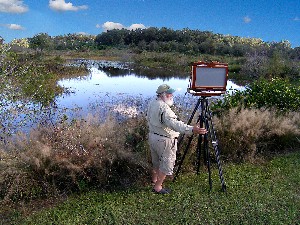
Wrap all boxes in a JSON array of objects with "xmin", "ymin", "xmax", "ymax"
[{"xmin": 148, "ymin": 133, "xmax": 177, "ymax": 175}]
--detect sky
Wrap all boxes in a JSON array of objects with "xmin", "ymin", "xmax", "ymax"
[{"xmin": 0, "ymin": 0, "xmax": 299, "ymax": 48}]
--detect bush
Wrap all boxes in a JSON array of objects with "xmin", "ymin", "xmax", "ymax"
[
  {"xmin": 214, "ymin": 108, "xmax": 300, "ymax": 162},
  {"xmin": 0, "ymin": 115, "xmax": 150, "ymax": 203},
  {"xmin": 240, "ymin": 50, "xmax": 299, "ymax": 80},
  {"xmin": 212, "ymin": 78, "xmax": 300, "ymax": 112}
]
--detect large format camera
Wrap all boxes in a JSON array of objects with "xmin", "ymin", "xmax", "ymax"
[
  {"xmin": 188, "ymin": 61, "xmax": 228, "ymax": 96},
  {"xmin": 174, "ymin": 61, "xmax": 228, "ymax": 192}
]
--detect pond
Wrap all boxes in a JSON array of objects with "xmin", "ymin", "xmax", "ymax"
[
  {"xmin": 1, "ymin": 60, "xmax": 245, "ymax": 138},
  {"xmin": 57, "ymin": 60, "xmax": 244, "ymax": 112}
]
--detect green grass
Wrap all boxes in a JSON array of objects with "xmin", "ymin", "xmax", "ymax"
[{"xmin": 10, "ymin": 151, "xmax": 299, "ymax": 225}]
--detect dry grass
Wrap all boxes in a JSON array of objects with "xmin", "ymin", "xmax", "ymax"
[
  {"xmin": 214, "ymin": 108, "xmax": 300, "ymax": 162},
  {"xmin": 1, "ymin": 106, "xmax": 299, "ymax": 206},
  {"xmin": 0, "ymin": 114, "xmax": 150, "ymax": 204}
]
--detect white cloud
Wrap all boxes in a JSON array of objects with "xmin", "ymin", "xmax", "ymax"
[
  {"xmin": 243, "ymin": 16, "xmax": 251, "ymax": 23},
  {"xmin": 100, "ymin": 21, "xmax": 125, "ymax": 31},
  {"xmin": 49, "ymin": 0, "xmax": 88, "ymax": 12},
  {"xmin": 9, "ymin": 23, "xmax": 25, "ymax": 30},
  {"xmin": 0, "ymin": 0, "xmax": 28, "ymax": 13},
  {"xmin": 0, "ymin": 23, "xmax": 25, "ymax": 30},
  {"xmin": 128, "ymin": 23, "xmax": 146, "ymax": 30},
  {"xmin": 98, "ymin": 21, "xmax": 146, "ymax": 32}
]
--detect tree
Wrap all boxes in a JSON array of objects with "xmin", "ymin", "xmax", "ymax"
[
  {"xmin": 92, "ymin": 27, "xmax": 296, "ymax": 60},
  {"xmin": 143, "ymin": 27, "xmax": 159, "ymax": 43},
  {"xmin": 290, "ymin": 47, "xmax": 300, "ymax": 60},
  {"xmin": 95, "ymin": 29, "xmax": 128, "ymax": 47},
  {"xmin": 28, "ymin": 33, "xmax": 53, "ymax": 52}
]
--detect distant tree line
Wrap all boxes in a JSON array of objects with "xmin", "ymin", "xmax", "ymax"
[
  {"xmin": 95, "ymin": 27, "xmax": 299, "ymax": 80},
  {"xmin": 27, "ymin": 33, "xmax": 97, "ymax": 52},
  {"xmin": 7, "ymin": 27, "xmax": 297, "ymax": 60},
  {"xmin": 94, "ymin": 27, "xmax": 300, "ymax": 59},
  {"xmin": 3, "ymin": 27, "xmax": 300, "ymax": 80}
]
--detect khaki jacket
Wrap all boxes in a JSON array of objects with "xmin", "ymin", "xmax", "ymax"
[{"xmin": 146, "ymin": 97, "xmax": 193, "ymax": 139}]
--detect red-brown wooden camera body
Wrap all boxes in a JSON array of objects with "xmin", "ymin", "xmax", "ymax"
[{"xmin": 190, "ymin": 61, "xmax": 228, "ymax": 94}]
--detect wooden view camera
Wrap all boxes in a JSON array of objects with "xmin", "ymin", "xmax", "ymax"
[{"xmin": 188, "ymin": 61, "xmax": 228, "ymax": 96}]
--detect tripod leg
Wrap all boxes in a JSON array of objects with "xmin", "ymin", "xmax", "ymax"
[
  {"xmin": 174, "ymin": 98, "xmax": 202, "ymax": 181},
  {"xmin": 212, "ymin": 138, "xmax": 227, "ymax": 191},
  {"xmin": 196, "ymin": 134, "xmax": 202, "ymax": 174},
  {"xmin": 207, "ymin": 110, "xmax": 227, "ymax": 192},
  {"xmin": 200, "ymin": 98, "xmax": 213, "ymax": 190},
  {"xmin": 196, "ymin": 97, "xmax": 205, "ymax": 174},
  {"xmin": 173, "ymin": 134, "xmax": 194, "ymax": 181},
  {"xmin": 187, "ymin": 97, "xmax": 202, "ymax": 125},
  {"xmin": 177, "ymin": 97, "xmax": 202, "ymax": 146},
  {"xmin": 205, "ymin": 119, "xmax": 213, "ymax": 190}
]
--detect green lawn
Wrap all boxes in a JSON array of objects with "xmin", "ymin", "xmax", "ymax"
[{"xmin": 12, "ymin": 151, "xmax": 300, "ymax": 224}]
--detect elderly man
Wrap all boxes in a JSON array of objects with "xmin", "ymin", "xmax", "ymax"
[{"xmin": 147, "ymin": 84, "xmax": 207, "ymax": 194}]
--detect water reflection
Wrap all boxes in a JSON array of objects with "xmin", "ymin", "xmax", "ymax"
[
  {"xmin": 70, "ymin": 59, "xmax": 188, "ymax": 79},
  {"xmin": 1, "ymin": 60, "xmax": 245, "ymax": 139},
  {"xmin": 57, "ymin": 64, "xmax": 244, "ymax": 110}
]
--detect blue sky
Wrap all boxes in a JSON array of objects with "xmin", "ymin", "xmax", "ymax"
[{"xmin": 1, "ymin": 0, "xmax": 299, "ymax": 47}]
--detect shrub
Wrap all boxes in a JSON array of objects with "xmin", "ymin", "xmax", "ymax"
[
  {"xmin": 0, "ymin": 148, "xmax": 55, "ymax": 203},
  {"xmin": 124, "ymin": 117, "xmax": 149, "ymax": 153},
  {"xmin": 214, "ymin": 108, "xmax": 300, "ymax": 162},
  {"xmin": 212, "ymin": 78, "xmax": 300, "ymax": 112},
  {"xmin": 0, "ymin": 115, "xmax": 150, "ymax": 203},
  {"xmin": 240, "ymin": 50, "xmax": 299, "ymax": 80},
  {"xmin": 240, "ymin": 52, "xmax": 269, "ymax": 79}
]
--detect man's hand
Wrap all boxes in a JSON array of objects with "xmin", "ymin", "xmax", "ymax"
[{"xmin": 192, "ymin": 124, "xmax": 207, "ymax": 134}]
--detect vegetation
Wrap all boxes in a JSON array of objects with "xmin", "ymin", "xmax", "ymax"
[
  {"xmin": 3, "ymin": 151, "xmax": 300, "ymax": 224},
  {"xmin": 6, "ymin": 27, "xmax": 299, "ymax": 81},
  {"xmin": 212, "ymin": 78, "xmax": 300, "ymax": 112},
  {"xmin": 214, "ymin": 108, "xmax": 299, "ymax": 162},
  {"xmin": 0, "ymin": 44, "xmax": 88, "ymax": 139},
  {"xmin": 0, "ymin": 27, "xmax": 299, "ymax": 223},
  {"xmin": 28, "ymin": 33, "xmax": 97, "ymax": 52},
  {"xmin": 0, "ymin": 115, "xmax": 149, "ymax": 203},
  {"xmin": 0, "ymin": 102, "xmax": 299, "ymax": 206},
  {"xmin": 1, "ymin": 44, "xmax": 88, "ymax": 105},
  {"xmin": 210, "ymin": 78, "xmax": 300, "ymax": 162}
]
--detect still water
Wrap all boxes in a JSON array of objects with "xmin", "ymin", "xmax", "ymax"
[
  {"xmin": 1, "ymin": 60, "xmax": 245, "ymax": 137},
  {"xmin": 57, "ymin": 64, "xmax": 244, "ymax": 111}
]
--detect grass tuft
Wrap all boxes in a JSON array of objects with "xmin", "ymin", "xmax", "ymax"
[
  {"xmin": 214, "ymin": 108, "xmax": 300, "ymax": 162},
  {"xmin": 0, "ymin": 114, "xmax": 150, "ymax": 204}
]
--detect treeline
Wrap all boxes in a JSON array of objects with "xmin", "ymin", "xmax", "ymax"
[
  {"xmin": 6, "ymin": 27, "xmax": 299, "ymax": 59},
  {"xmin": 95, "ymin": 27, "xmax": 300, "ymax": 59},
  {"xmin": 94, "ymin": 27, "xmax": 300, "ymax": 81},
  {"xmin": 27, "ymin": 33, "xmax": 97, "ymax": 51},
  {"xmin": 4, "ymin": 27, "xmax": 300, "ymax": 80}
]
